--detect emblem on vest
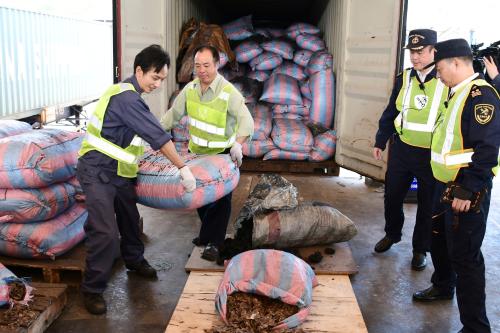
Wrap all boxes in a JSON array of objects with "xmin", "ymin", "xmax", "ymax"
[
  {"xmin": 474, "ymin": 104, "xmax": 494, "ymax": 124},
  {"xmin": 414, "ymin": 95, "xmax": 428, "ymax": 110}
]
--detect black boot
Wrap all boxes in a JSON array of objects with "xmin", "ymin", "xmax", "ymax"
[
  {"xmin": 374, "ymin": 236, "xmax": 395, "ymax": 253},
  {"xmin": 411, "ymin": 252, "xmax": 427, "ymax": 271},
  {"xmin": 413, "ymin": 285, "xmax": 454, "ymax": 301},
  {"xmin": 83, "ymin": 292, "xmax": 107, "ymax": 315},
  {"xmin": 125, "ymin": 259, "xmax": 157, "ymax": 278},
  {"xmin": 201, "ymin": 243, "xmax": 220, "ymax": 262}
]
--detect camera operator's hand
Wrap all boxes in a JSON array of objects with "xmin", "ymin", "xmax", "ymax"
[{"xmin": 484, "ymin": 56, "xmax": 499, "ymax": 80}]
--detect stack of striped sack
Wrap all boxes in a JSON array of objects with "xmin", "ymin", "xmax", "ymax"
[
  {"xmin": 0, "ymin": 262, "xmax": 33, "ymax": 307},
  {"xmin": 0, "ymin": 121, "xmax": 87, "ymax": 259}
]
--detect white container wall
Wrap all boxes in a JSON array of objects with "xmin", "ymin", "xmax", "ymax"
[{"xmin": 0, "ymin": 6, "xmax": 113, "ymax": 119}]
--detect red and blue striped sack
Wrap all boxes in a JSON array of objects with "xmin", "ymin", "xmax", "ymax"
[
  {"xmin": 293, "ymin": 49, "xmax": 314, "ymax": 67},
  {"xmin": 0, "ymin": 129, "xmax": 83, "ymax": 189},
  {"xmin": 247, "ymin": 70, "xmax": 271, "ymax": 82},
  {"xmin": 270, "ymin": 118, "xmax": 313, "ymax": 153},
  {"xmin": 273, "ymin": 98, "xmax": 311, "ymax": 118},
  {"xmin": 286, "ymin": 22, "xmax": 320, "ymax": 39},
  {"xmin": 0, "ymin": 202, "xmax": 87, "ymax": 259},
  {"xmin": 249, "ymin": 52, "xmax": 283, "ymax": 71},
  {"xmin": 242, "ymin": 139, "xmax": 275, "ymax": 158},
  {"xmin": 173, "ymin": 141, "xmax": 189, "ymax": 154},
  {"xmin": 309, "ymin": 129, "xmax": 337, "ymax": 161},
  {"xmin": 310, "ymin": 69, "xmax": 335, "ymax": 128},
  {"xmin": 260, "ymin": 40, "xmax": 294, "ymax": 60},
  {"xmin": 0, "ymin": 263, "xmax": 33, "ymax": 307},
  {"xmin": 0, "ymin": 180, "xmax": 80, "ymax": 224},
  {"xmin": 250, "ymin": 103, "xmax": 272, "ymax": 140},
  {"xmin": 219, "ymin": 52, "xmax": 229, "ymax": 68},
  {"xmin": 172, "ymin": 116, "xmax": 190, "ymax": 142},
  {"xmin": 254, "ymin": 28, "xmax": 271, "ymax": 38},
  {"xmin": 299, "ymin": 79, "xmax": 312, "ymax": 100},
  {"xmin": 222, "ymin": 15, "xmax": 253, "ymax": 41},
  {"xmin": 260, "ymin": 74, "xmax": 302, "ymax": 105},
  {"xmin": 272, "ymin": 61, "xmax": 308, "ymax": 81},
  {"xmin": 307, "ymin": 50, "xmax": 334, "ymax": 75},
  {"xmin": 136, "ymin": 150, "xmax": 239, "ymax": 210},
  {"xmin": 0, "ymin": 120, "xmax": 32, "ymax": 139},
  {"xmin": 215, "ymin": 249, "xmax": 318, "ymax": 330},
  {"xmin": 296, "ymin": 34, "xmax": 326, "ymax": 52},
  {"xmin": 234, "ymin": 41, "xmax": 263, "ymax": 63},
  {"xmin": 263, "ymin": 149, "xmax": 309, "ymax": 160},
  {"xmin": 272, "ymin": 113, "xmax": 306, "ymax": 121}
]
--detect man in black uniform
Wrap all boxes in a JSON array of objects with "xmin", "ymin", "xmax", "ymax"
[
  {"xmin": 373, "ymin": 29, "xmax": 447, "ymax": 271},
  {"xmin": 413, "ymin": 39, "xmax": 500, "ymax": 333},
  {"xmin": 77, "ymin": 45, "xmax": 196, "ymax": 314}
]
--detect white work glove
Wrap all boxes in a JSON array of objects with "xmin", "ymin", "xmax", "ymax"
[
  {"xmin": 230, "ymin": 142, "xmax": 243, "ymax": 167},
  {"xmin": 179, "ymin": 166, "xmax": 196, "ymax": 192}
]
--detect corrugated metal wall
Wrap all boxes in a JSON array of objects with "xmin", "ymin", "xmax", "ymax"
[{"xmin": 0, "ymin": 7, "xmax": 113, "ymax": 119}]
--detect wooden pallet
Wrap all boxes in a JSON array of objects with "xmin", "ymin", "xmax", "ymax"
[
  {"xmin": 240, "ymin": 158, "xmax": 339, "ymax": 175},
  {"xmin": 0, "ymin": 282, "xmax": 67, "ymax": 333},
  {"xmin": 0, "ymin": 243, "xmax": 86, "ymax": 285},
  {"xmin": 185, "ymin": 242, "xmax": 358, "ymax": 275},
  {"xmin": 165, "ymin": 272, "xmax": 367, "ymax": 333}
]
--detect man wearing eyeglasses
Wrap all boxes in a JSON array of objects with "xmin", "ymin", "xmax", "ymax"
[{"xmin": 372, "ymin": 29, "xmax": 448, "ymax": 271}]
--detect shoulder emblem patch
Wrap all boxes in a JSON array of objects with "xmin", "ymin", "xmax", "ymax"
[
  {"xmin": 474, "ymin": 104, "xmax": 494, "ymax": 124},
  {"xmin": 470, "ymin": 85, "xmax": 482, "ymax": 98}
]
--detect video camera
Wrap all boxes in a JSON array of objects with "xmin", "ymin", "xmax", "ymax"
[{"xmin": 471, "ymin": 40, "xmax": 500, "ymax": 78}]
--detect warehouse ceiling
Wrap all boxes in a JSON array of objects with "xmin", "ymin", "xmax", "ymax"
[{"xmin": 207, "ymin": 0, "xmax": 330, "ymax": 26}]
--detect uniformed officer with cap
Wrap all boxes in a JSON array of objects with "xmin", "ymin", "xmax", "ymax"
[
  {"xmin": 413, "ymin": 38, "xmax": 500, "ymax": 333},
  {"xmin": 373, "ymin": 29, "xmax": 448, "ymax": 271}
]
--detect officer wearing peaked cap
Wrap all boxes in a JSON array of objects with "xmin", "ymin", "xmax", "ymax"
[
  {"xmin": 373, "ymin": 29, "xmax": 448, "ymax": 271},
  {"xmin": 413, "ymin": 39, "xmax": 500, "ymax": 333}
]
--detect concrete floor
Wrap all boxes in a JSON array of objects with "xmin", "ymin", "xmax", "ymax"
[{"xmin": 46, "ymin": 173, "xmax": 500, "ymax": 333}]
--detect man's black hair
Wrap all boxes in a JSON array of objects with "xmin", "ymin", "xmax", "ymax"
[
  {"xmin": 193, "ymin": 45, "xmax": 220, "ymax": 63},
  {"xmin": 134, "ymin": 44, "xmax": 170, "ymax": 73}
]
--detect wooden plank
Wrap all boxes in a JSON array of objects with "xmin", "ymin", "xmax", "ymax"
[
  {"xmin": 0, "ymin": 282, "xmax": 67, "ymax": 333},
  {"xmin": 240, "ymin": 158, "xmax": 339, "ymax": 176},
  {"xmin": 0, "ymin": 243, "xmax": 86, "ymax": 285},
  {"xmin": 165, "ymin": 272, "xmax": 367, "ymax": 333},
  {"xmin": 185, "ymin": 242, "xmax": 358, "ymax": 275}
]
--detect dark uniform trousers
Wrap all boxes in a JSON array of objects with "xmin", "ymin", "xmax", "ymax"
[
  {"xmin": 197, "ymin": 191, "xmax": 232, "ymax": 246},
  {"xmin": 384, "ymin": 136, "xmax": 435, "ymax": 253},
  {"xmin": 430, "ymin": 180, "xmax": 492, "ymax": 333},
  {"xmin": 76, "ymin": 160, "xmax": 145, "ymax": 294}
]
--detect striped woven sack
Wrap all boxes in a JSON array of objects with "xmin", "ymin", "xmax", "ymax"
[
  {"xmin": 215, "ymin": 249, "xmax": 318, "ymax": 330},
  {"xmin": 307, "ymin": 50, "xmax": 334, "ymax": 75},
  {"xmin": 270, "ymin": 118, "xmax": 313, "ymax": 153},
  {"xmin": 260, "ymin": 74, "xmax": 302, "ymax": 105},
  {"xmin": 222, "ymin": 15, "xmax": 253, "ymax": 41},
  {"xmin": 260, "ymin": 40, "xmax": 294, "ymax": 60},
  {"xmin": 310, "ymin": 69, "xmax": 335, "ymax": 128},
  {"xmin": 0, "ymin": 120, "xmax": 32, "ymax": 139},
  {"xmin": 250, "ymin": 103, "xmax": 272, "ymax": 140},
  {"xmin": 247, "ymin": 70, "xmax": 271, "ymax": 82},
  {"xmin": 272, "ymin": 113, "xmax": 305, "ymax": 121},
  {"xmin": 293, "ymin": 49, "xmax": 314, "ymax": 67},
  {"xmin": 173, "ymin": 141, "xmax": 190, "ymax": 154},
  {"xmin": 272, "ymin": 61, "xmax": 308, "ymax": 81},
  {"xmin": 242, "ymin": 139, "xmax": 276, "ymax": 158},
  {"xmin": 0, "ymin": 263, "xmax": 33, "ymax": 307},
  {"xmin": 299, "ymin": 79, "xmax": 312, "ymax": 100},
  {"xmin": 235, "ymin": 41, "xmax": 263, "ymax": 63},
  {"xmin": 309, "ymin": 129, "xmax": 337, "ymax": 162},
  {"xmin": 249, "ymin": 52, "xmax": 283, "ymax": 71},
  {"xmin": 273, "ymin": 98, "xmax": 311, "ymax": 117},
  {"xmin": 254, "ymin": 28, "xmax": 271, "ymax": 38},
  {"xmin": 0, "ymin": 203, "xmax": 87, "ymax": 259},
  {"xmin": 219, "ymin": 52, "xmax": 229, "ymax": 68},
  {"xmin": 136, "ymin": 149, "xmax": 239, "ymax": 210},
  {"xmin": 0, "ymin": 129, "xmax": 83, "ymax": 189},
  {"xmin": 0, "ymin": 180, "xmax": 80, "ymax": 224},
  {"xmin": 263, "ymin": 149, "xmax": 309, "ymax": 160},
  {"xmin": 296, "ymin": 34, "xmax": 326, "ymax": 52},
  {"xmin": 286, "ymin": 22, "xmax": 320, "ymax": 39},
  {"xmin": 172, "ymin": 115, "xmax": 190, "ymax": 142}
]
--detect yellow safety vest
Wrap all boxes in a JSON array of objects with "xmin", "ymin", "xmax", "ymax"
[
  {"xmin": 79, "ymin": 83, "xmax": 145, "ymax": 178},
  {"xmin": 430, "ymin": 79, "xmax": 499, "ymax": 182},
  {"xmin": 186, "ymin": 79, "xmax": 238, "ymax": 155},
  {"xmin": 394, "ymin": 69, "xmax": 448, "ymax": 148}
]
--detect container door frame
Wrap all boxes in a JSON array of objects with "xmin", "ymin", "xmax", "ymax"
[{"xmin": 334, "ymin": 0, "xmax": 408, "ymax": 181}]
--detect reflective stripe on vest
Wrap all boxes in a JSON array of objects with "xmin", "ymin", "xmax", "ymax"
[
  {"xmin": 430, "ymin": 79, "xmax": 500, "ymax": 182},
  {"xmin": 189, "ymin": 117, "xmax": 226, "ymax": 136},
  {"xmin": 394, "ymin": 69, "xmax": 447, "ymax": 148},
  {"xmin": 190, "ymin": 133, "xmax": 236, "ymax": 148},
  {"xmin": 85, "ymin": 132, "xmax": 139, "ymax": 164}
]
